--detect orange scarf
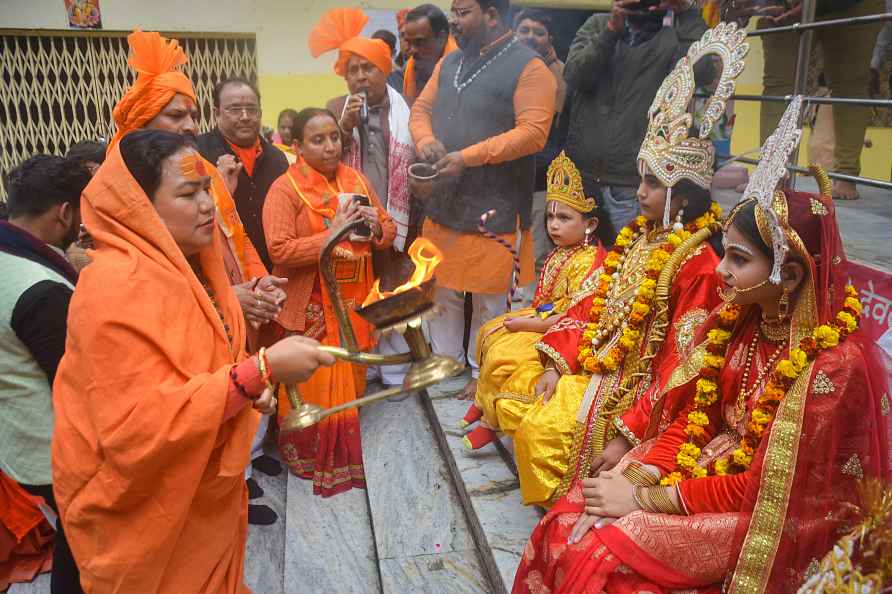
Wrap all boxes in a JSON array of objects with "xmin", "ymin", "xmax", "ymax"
[
  {"xmin": 227, "ymin": 138, "xmax": 261, "ymax": 178},
  {"xmin": 403, "ymin": 35, "xmax": 459, "ymax": 102}
]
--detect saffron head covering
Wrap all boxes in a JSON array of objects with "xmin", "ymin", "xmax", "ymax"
[
  {"xmin": 308, "ymin": 8, "xmax": 393, "ymax": 77},
  {"xmin": 110, "ymin": 29, "xmax": 197, "ymax": 150}
]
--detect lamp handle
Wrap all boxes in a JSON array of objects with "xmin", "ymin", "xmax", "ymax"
[{"xmin": 319, "ymin": 222, "xmax": 364, "ymax": 353}]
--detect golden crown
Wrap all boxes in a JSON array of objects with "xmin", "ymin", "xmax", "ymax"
[
  {"xmin": 638, "ymin": 23, "xmax": 749, "ymax": 191},
  {"xmin": 546, "ymin": 152, "xmax": 597, "ymax": 213}
]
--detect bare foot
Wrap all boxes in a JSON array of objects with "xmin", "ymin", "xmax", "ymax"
[
  {"xmin": 832, "ymin": 180, "xmax": 860, "ymax": 201},
  {"xmin": 458, "ymin": 378, "xmax": 477, "ymax": 401}
]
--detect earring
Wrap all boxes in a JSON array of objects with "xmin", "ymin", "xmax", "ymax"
[
  {"xmin": 584, "ymin": 228, "xmax": 592, "ymax": 244},
  {"xmin": 778, "ymin": 286, "xmax": 791, "ymax": 321},
  {"xmin": 673, "ymin": 208, "xmax": 685, "ymax": 233}
]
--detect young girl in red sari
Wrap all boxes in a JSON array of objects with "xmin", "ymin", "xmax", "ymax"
[
  {"xmin": 263, "ymin": 108, "xmax": 396, "ymax": 496},
  {"xmin": 512, "ymin": 100, "xmax": 890, "ymax": 593}
]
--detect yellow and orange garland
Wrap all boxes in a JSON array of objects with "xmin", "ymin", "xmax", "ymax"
[
  {"xmin": 578, "ymin": 202, "xmax": 722, "ymax": 375},
  {"xmin": 661, "ymin": 285, "xmax": 863, "ymax": 485}
]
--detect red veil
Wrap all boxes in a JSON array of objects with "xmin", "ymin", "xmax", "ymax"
[{"xmin": 726, "ymin": 191, "xmax": 891, "ymax": 593}]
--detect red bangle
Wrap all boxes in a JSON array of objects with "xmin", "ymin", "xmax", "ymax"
[{"xmin": 258, "ymin": 347, "xmax": 274, "ymax": 387}]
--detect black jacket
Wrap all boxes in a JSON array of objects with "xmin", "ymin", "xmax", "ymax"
[
  {"xmin": 197, "ymin": 129, "xmax": 289, "ymax": 271},
  {"xmin": 564, "ymin": 10, "xmax": 707, "ymax": 187}
]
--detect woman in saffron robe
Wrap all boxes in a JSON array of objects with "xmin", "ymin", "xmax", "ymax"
[
  {"xmin": 263, "ymin": 108, "xmax": 396, "ymax": 497},
  {"xmin": 512, "ymin": 186, "xmax": 890, "ymax": 592},
  {"xmin": 51, "ymin": 129, "xmax": 334, "ymax": 593},
  {"xmin": 460, "ymin": 152, "xmax": 606, "ymax": 450}
]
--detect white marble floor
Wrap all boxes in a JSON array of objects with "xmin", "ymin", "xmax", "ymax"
[{"xmin": 9, "ymin": 374, "xmax": 532, "ymax": 594}]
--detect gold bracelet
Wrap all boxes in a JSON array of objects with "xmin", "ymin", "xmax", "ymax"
[{"xmin": 622, "ymin": 462, "xmax": 659, "ymax": 486}]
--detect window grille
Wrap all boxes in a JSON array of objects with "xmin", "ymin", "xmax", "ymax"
[{"xmin": 0, "ymin": 29, "xmax": 257, "ymax": 198}]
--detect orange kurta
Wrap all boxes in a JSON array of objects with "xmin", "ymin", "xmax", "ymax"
[
  {"xmin": 52, "ymin": 145, "xmax": 258, "ymax": 593},
  {"xmin": 409, "ymin": 36, "xmax": 555, "ymax": 294}
]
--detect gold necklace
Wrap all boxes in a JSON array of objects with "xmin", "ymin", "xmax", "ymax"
[
  {"xmin": 759, "ymin": 317, "xmax": 789, "ymax": 343},
  {"xmin": 731, "ymin": 333, "xmax": 787, "ymax": 427}
]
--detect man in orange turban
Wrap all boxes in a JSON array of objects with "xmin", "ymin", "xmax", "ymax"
[
  {"xmin": 108, "ymin": 29, "xmax": 286, "ymax": 525},
  {"xmin": 310, "ymin": 9, "xmax": 418, "ymax": 387}
]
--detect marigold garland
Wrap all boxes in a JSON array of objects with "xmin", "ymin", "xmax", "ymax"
[
  {"xmin": 577, "ymin": 202, "xmax": 722, "ymax": 375},
  {"xmin": 661, "ymin": 285, "xmax": 863, "ymax": 486}
]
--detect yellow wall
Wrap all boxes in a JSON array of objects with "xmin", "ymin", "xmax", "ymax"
[
  {"xmin": 729, "ymin": 33, "xmax": 892, "ymax": 181},
  {"xmin": 259, "ymin": 73, "xmax": 348, "ymax": 126}
]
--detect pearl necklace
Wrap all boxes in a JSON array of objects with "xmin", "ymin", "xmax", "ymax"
[{"xmin": 453, "ymin": 38, "xmax": 519, "ymax": 94}]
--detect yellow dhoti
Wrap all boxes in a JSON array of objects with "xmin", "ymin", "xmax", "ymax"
[{"xmin": 497, "ymin": 360, "xmax": 592, "ymax": 507}]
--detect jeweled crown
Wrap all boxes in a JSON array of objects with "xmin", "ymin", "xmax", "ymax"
[
  {"xmin": 546, "ymin": 152, "xmax": 597, "ymax": 213},
  {"xmin": 638, "ymin": 23, "xmax": 750, "ymax": 190}
]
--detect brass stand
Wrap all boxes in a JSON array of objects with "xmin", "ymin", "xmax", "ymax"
[{"xmin": 280, "ymin": 223, "xmax": 462, "ymax": 433}]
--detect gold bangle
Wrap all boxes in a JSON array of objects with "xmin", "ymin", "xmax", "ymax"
[
  {"xmin": 257, "ymin": 347, "xmax": 274, "ymax": 392},
  {"xmin": 644, "ymin": 486, "xmax": 683, "ymax": 515},
  {"xmin": 622, "ymin": 462, "xmax": 659, "ymax": 486},
  {"xmin": 633, "ymin": 486, "xmax": 647, "ymax": 511}
]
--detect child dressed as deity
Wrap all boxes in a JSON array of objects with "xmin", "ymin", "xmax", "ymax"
[{"xmin": 460, "ymin": 153, "xmax": 606, "ymax": 450}]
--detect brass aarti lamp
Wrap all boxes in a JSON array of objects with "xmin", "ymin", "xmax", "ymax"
[{"xmin": 280, "ymin": 222, "xmax": 463, "ymax": 432}]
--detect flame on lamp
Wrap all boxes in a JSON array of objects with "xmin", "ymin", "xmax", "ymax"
[{"xmin": 362, "ymin": 238, "xmax": 443, "ymax": 307}]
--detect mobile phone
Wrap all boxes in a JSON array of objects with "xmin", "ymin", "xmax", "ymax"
[{"xmin": 337, "ymin": 193, "xmax": 372, "ymax": 237}]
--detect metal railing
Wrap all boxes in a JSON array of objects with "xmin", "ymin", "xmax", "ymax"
[{"xmin": 722, "ymin": 4, "xmax": 892, "ymax": 191}]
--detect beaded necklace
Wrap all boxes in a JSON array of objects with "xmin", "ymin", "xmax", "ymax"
[{"xmin": 453, "ymin": 38, "xmax": 518, "ymax": 94}]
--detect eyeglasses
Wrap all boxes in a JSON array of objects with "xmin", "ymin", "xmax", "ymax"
[{"xmin": 222, "ymin": 106, "xmax": 261, "ymax": 118}]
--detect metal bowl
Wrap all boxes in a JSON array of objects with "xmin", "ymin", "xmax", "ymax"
[
  {"xmin": 355, "ymin": 278, "xmax": 437, "ymax": 328},
  {"xmin": 408, "ymin": 163, "xmax": 439, "ymax": 200}
]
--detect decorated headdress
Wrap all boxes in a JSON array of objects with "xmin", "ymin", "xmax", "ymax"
[
  {"xmin": 637, "ymin": 22, "xmax": 749, "ymax": 227},
  {"xmin": 308, "ymin": 8, "xmax": 393, "ymax": 78},
  {"xmin": 731, "ymin": 96, "xmax": 804, "ymax": 285},
  {"xmin": 109, "ymin": 30, "xmax": 197, "ymax": 150},
  {"xmin": 546, "ymin": 152, "xmax": 597, "ymax": 213}
]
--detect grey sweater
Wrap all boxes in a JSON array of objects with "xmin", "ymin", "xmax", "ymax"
[{"xmin": 564, "ymin": 10, "xmax": 707, "ymax": 187}]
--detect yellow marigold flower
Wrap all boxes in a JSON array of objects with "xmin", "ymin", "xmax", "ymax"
[
  {"xmin": 593, "ymin": 297, "xmax": 606, "ymax": 307},
  {"xmin": 710, "ymin": 202, "xmax": 723, "ymax": 217},
  {"xmin": 676, "ymin": 452, "xmax": 697, "ymax": 469},
  {"xmin": 836, "ymin": 311, "xmax": 857, "ymax": 333},
  {"xmin": 845, "ymin": 284, "xmax": 858, "ymax": 298},
  {"xmin": 789, "ymin": 348, "xmax": 808, "ymax": 371},
  {"xmin": 813, "ymin": 325, "xmax": 840, "ymax": 348},
  {"xmin": 691, "ymin": 465, "xmax": 708, "ymax": 479},
  {"xmin": 844, "ymin": 297, "xmax": 861, "ymax": 313},
  {"xmin": 687, "ymin": 411, "xmax": 710, "ymax": 426},
  {"xmin": 601, "ymin": 354, "xmax": 617, "ymax": 371},
  {"xmin": 680, "ymin": 442, "xmax": 701, "ymax": 459},
  {"xmin": 776, "ymin": 359, "xmax": 800, "ymax": 380},
  {"xmin": 632, "ymin": 302, "xmax": 651, "ymax": 316},
  {"xmin": 696, "ymin": 378, "xmax": 717, "ymax": 394},
  {"xmin": 707, "ymin": 328, "xmax": 731, "ymax": 344},
  {"xmin": 660, "ymin": 472, "xmax": 684, "ymax": 486},
  {"xmin": 704, "ymin": 354, "xmax": 725, "ymax": 369},
  {"xmin": 751, "ymin": 408, "xmax": 772, "ymax": 425},
  {"xmin": 732, "ymin": 448, "xmax": 753, "ymax": 467},
  {"xmin": 615, "ymin": 236, "xmax": 630, "ymax": 248},
  {"xmin": 714, "ymin": 457, "xmax": 730, "ymax": 475},
  {"xmin": 635, "ymin": 216, "xmax": 648, "ymax": 228},
  {"xmin": 619, "ymin": 336, "xmax": 637, "ymax": 350},
  {"xmin": 599, "ymin": 273, "xmax": 613, "ymax": 284},
  {"xmin": 667, "ymin": 234, "xmax": 682, "ymax": 247}
]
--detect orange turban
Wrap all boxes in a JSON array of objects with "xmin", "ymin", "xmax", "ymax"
[
  {"xmin": 109, "ymin": 29, "xmax": 197, "ymax": 150},
  {"xmin": 308, "ymin": 8, "xmax": 393, "ymax": 78}
]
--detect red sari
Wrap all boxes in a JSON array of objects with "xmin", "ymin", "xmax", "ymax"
[
  {"xmin": 513, "ymin": 191, "xmax": 892, "ymax": 593},
  {"xmin": 264, "ymin": 158, "xmax": 396, "ymax": 497}
]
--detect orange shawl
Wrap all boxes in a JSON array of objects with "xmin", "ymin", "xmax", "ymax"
[
  {"xmin": 51, "ymin": 144, "xmax": 258, "ymax": 593},
  {"xmin": 403, "ymin": 35, "xmax": 459, "ymax": 102}
]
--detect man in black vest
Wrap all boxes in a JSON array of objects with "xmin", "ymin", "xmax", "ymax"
[
  {"xmin": 409, "ymin": 0, "xmax": 556, "ymax": 399},
  {"xmin": 198, "ymin": 77, "xmax": 289, "ymax": 272}
]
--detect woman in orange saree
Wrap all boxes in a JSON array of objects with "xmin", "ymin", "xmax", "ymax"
[
  {"xmin": 263, "ymin": 108, "xmax": 396, "ymax": 497},
  {"xmin": 512, "ymin": 176, "xmax": 891, "ymax": 593},
  {"xmin": 51, "ymin": 129, "xmax": 332, "ymax": 593}
]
